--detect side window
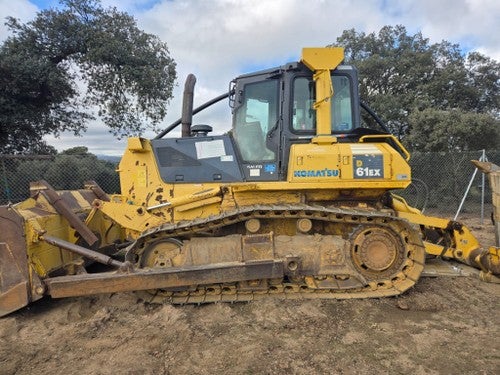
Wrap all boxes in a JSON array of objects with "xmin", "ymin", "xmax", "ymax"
[
  {"xmin": 292, "ymin": 75, "xmax": 354, "ymax": 133},
  {"xmin": 331, "ymin": 76, "xmax": 353, "ymax": 132},
  {"xmin": 233, "ymin": 80, "xmax": 278, "ymax": 162},
  {"xmin": 293, "ymin": 77, "xmax": 316, "ymax": 130}
]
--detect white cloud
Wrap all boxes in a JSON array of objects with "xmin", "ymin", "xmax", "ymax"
[
  {"xmin": 397, "ymin": 0, "xmax": 500, "ymax": 59},
  {"xmin": 137, "ymin": 0, "xmax": 392, "ymax": 137},
  {"xmin": 0, "ymin": 0, "xmax": 38, "ymax": 42},
  {"xmin": 6, "ymin": 0, "xmax": 499, "ymax": 155}
]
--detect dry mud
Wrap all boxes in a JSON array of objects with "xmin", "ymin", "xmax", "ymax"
[{"xmin": 1, "ymin": 216, "xmax": 499, "ymax": 375}]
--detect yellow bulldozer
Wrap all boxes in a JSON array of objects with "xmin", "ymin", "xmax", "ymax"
[{"xmin": 1, "ymin": 48, "xmax": 499, "ymax": 317}]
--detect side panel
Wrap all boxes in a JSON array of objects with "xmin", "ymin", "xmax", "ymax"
[
  {"xmin": 151, "ymin": 135, "xmax": 243, "ymax": 183},
  {"xmin": 287, "ymin": 143, "xmax": 411, "ymax": 188}
]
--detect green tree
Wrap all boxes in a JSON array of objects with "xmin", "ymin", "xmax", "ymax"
[
  {"xmin": 407, "ymin": 109, "xmax": 499, "ymax": 151},
  {"xmin": 60, "ymin": 146, "xmax": 92, "ymax": 156},
  {"xmin": 0, "ymin": 0, "xmax": 176, "ymax": 154},
  {"xmin": 332, "ymin": 25, "xmax": 500, "ymax": 151},
  {"xmin": 43, "ymin": 146, "xmax": 119, "ymax": 191}
]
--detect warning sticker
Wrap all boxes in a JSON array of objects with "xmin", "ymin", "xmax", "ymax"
[
  {"xmin": 249, "ymin": 169, "xmax": 261, "ymax": 177},
  {"xmin": 195, "ymin": 140, "xmax": 226, "ymax": 159}
]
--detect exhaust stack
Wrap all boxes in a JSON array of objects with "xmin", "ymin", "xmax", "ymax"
[{"xmin": 181, "ymin": 74, "xmax": 196, "ymax": 137}]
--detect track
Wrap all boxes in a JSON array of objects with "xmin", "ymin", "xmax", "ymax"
[{"xmin": 126, "ymin": 204, "xmax": 426, "ymax": 304}]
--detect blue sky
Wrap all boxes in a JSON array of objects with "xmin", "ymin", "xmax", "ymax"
[
  {"xmin": 1, "ymin": 0, "xmax": 499, "ymax": 155},
  {"xmin": 27, "ymin": 0, "xmax": 56, "ymax": 7},
  {"xmin": 28, "ymin": 0, "xmax": 160, "ymax": 12}
]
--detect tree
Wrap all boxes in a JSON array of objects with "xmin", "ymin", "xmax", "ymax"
[
  {"xmin": 4, "ymin": 146, "xmax": 120, "ymax": 204},
  {"xmin": 60, "ymin": 146, "xmax": 92, "ymax": 156},
  {"xmin": 332, "ymin": 25, "xmax": 500, "ymax": 151},
  {"xmin": 407, "ymin": 108, "xmax": 499, "ymax": 152},
  {"xmin": 0, "ymin": 0, "xmax": 176, "ymax": 154}
]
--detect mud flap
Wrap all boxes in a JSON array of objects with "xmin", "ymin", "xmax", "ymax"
[{"xmin": 0, "ymin": 206, "xmax": 30, "ymax": 317}]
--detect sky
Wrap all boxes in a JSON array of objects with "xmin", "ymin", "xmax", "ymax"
[{"xmin": 1, "ymin": 0, "xmax": 499, "ymax": 156}]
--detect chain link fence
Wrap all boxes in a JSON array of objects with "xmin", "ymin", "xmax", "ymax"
[
  {"xmin": 1, "ymin": 150, "xmax": 499, "ymax": 219},
  {"xmin": 394, "ymin": 150, "xmax": 499, "ymax": 218},
  {"xmin": 0, "ymin": 154, "xmax": 120, "ymax": 204}
]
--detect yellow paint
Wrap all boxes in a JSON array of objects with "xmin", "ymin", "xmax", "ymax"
[
  {"xmin": 136, "ymin": 167, "xmax": 148, "ymax": 188},
  {"xmin": 128, "ymin": 137, "xmax": 146, "ymax": 152},
  {"xmin": 95, "ymin": 200, "xmax": 165, "ymax": 234},
  {"xmin": 16, "ymin": 194, "xmax": 82, "ymax": 277},
  {"xmin": 287, "ymin": 142, "xmax": 411, "ymax": 185},
  {"xmin": 301, "ymin": 47, "xmax": 344, "ymax": 137}
]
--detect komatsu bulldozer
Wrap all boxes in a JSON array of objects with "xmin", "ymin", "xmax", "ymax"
[{"xmin": 1, "ymin": 48, "xmax": 499, "ymax": 317}]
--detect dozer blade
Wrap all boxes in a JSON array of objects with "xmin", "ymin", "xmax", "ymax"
[
  {"xmin": 0, "ymin": 206, "xmax": 30, "ymax": 317},
  {"xmin": 422, "ymin": 258, "xmax": 479, "ymax": 277},
  {"xmin": 44, "ymin": 260, "xmax": 284, "ymax": 299}
]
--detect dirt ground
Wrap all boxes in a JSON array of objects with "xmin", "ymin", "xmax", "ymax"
[{"xmin": 1, "ymin": 216, "xmax": 499, "ymax": 375}]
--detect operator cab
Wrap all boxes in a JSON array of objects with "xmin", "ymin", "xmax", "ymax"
[{"xmin": 230, "ymin": 62, "xmax": 367, "ymax": 181}]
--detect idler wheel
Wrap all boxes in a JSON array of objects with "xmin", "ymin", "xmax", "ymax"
[
  {"xmin": 134, "ymin": 238, "xmax": 185, "ymax": 303},
  {"xmin": 139, "ymin": 238, "xmax": 183, "ymax": 268}
]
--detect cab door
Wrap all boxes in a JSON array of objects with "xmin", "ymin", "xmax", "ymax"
[{"xmin": 232, "ymin": 75, "xmax": 282, "ymax": 181}]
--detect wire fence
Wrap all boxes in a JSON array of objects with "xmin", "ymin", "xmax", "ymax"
[
  {"xmin": 0, "ymin": 154, "xmax": 120, "ymax": 204},
  {"xmin": 1, "ymin": 150, "xmax": 498, "ymax": 219},
  {"xmin": 394, "ymin": 150, "xmax": 499, "ymax": 218}
]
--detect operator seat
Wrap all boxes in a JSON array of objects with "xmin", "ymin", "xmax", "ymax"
[{"xmin": 234, "ymin": 121, "xmax": 274, "ymax": 161}]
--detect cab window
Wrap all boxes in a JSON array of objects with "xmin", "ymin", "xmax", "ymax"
[
  {"xmin": 292, "ymin": 75, "xmax": 354, "ymax": 133},
  {"xmin": 233, "ymin": 80, "xmax": 278, "ymax": 162}
]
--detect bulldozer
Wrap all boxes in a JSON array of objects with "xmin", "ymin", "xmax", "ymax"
[{"xmin": 1, "ymin": 47, "xmax": 499, "ymax": 317}]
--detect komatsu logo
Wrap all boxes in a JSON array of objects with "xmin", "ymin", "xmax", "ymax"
[{"xmin": 293, "ymin": 168, "xmax": 339, "ymax": 178}]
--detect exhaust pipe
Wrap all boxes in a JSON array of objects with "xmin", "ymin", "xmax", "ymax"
[{"xmin": 181, "ymin": 74, "xmax": 196, "ymax": 137}]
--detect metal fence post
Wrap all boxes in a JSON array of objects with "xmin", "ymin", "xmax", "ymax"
[
  {"xmin": 1, "ymin": 158, "xmax": 11, "ymax": 203},
  {"xmin": 480, "ymin": 149, "xmax": 487, "ymax": 224},
  {"xmin": 454, "ymin": 150, "xmax": 486, "ymax": 221}
]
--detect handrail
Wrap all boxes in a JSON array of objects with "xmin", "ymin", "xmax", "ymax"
[{"xmin": 359, "ymin": 134, "xmax": 411, "ymax": 161}]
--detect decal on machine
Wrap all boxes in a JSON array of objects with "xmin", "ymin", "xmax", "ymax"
[
  {"xmin": 353, "ymin": 155, "xmax": 384, "ymax": 179},
  {"xmin": 264, "ymin": 164, "xmax": 276, "ymax": 174},
  {"xmin": 293, "ymin": 168, "xmax": 340, "ymax": 178},
  {"xmin": 247, "ymin": 164, "xmax": 262, "ymax": 177},
  {"xmin": 195, "ymin": 139, "xmax": 226, "ymax": 159},
  {"xmin": 245, "ymin": 163, "xmax": 276, "ymax": 177}
]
